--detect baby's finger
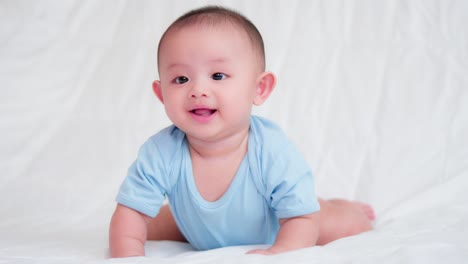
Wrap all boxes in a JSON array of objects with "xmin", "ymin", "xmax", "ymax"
[{"xmin": 246, "ymin": 249, "xmax": 273, "ymax": 255}]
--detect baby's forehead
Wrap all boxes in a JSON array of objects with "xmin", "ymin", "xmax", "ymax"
[
  {"xmin": 158, "ymin": 21, "xmax": 265, "ymax": 70},
  {"xmin": 160, "ymin": 24, "xmax": 255, "ymax": 63}
]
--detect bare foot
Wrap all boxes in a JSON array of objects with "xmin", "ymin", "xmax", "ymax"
[
  {"xmin": 317, "ymin": 199, "xmax": 375, "ymax": 245},
  {"xmin": 355, "ymin": 202, "xmax": 376, "ymax": 221}
]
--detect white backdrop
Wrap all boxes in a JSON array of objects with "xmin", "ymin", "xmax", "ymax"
[{"xmin": 1, "ymin": 1, "xmax": 468, "ymax": 263}]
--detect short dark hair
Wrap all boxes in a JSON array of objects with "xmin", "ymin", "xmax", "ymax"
[{"xmin": 157, "ymin": 5, "xmax": 266, "ymax": 71}]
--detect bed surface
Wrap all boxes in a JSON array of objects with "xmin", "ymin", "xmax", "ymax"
[{"xmin": 1, "ymin": 1, "xmax": 467, "ymax": 263}]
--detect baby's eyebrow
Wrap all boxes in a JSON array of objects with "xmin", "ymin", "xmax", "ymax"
[
  {"xmin": 166, "ymin": 63, "xmax": 189, "ymax": 70},
  {"xmin": 208, "ymin": 57, "xmax": 230, "ymax": 64},
  {"xmin": 164, "ymin": 57, "xmax": 231, "ymax": 70}
]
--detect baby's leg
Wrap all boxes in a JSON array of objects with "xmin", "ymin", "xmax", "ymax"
[
  {"xmin": 147, "ymin": 205, "xmax": 186, "ymax": 242},
  {"xmin": 316, "ymin": 198, "xmax": 375, "ymax": 245}
]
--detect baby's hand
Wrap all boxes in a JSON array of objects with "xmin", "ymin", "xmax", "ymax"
[
  {"xmin": 246, "ymin": 248, "xmax": 276, "ymax": 255},
  {"xmin": 246, "ymin": 249, "xmax": 273, "ymax": 255}
]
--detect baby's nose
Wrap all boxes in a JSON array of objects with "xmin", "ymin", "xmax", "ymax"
[{"xmin": 189, "ymin": 83, "xmax": 208, "ymax": 98}]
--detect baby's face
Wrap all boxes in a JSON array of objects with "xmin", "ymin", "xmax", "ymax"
[{"xmin": 156, "ymin": 23, "xmax": 263, "ymax": 142}]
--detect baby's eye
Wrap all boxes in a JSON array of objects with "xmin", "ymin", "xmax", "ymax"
[
  {"xmin": 211, "ymin": 73, "xmax": 227, "ymax": 81},
  {"xmin": 174, "ymin": 76, "xmax": 189, "ymax": 84}
]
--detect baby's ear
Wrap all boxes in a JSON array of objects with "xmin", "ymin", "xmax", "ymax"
[
  {"xmin": 253, "ymin": 72, "xmax": 276, "ymax": 106},
  {"xmin": 152, "ymin": 80, "xmax": 164, "ymax": 103}
]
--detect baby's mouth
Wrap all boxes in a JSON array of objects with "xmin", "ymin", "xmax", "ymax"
[{"xmin": 190, "ymin": 108, "xmax": 217, "ymax": 116}]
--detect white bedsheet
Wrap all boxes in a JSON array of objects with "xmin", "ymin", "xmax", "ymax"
[{"xmin": 1, "ymin": 1, "xmax": 467, "ymax": 263}]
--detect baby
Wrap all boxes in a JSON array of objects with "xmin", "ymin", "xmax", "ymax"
[{"xmin": 109, "ymin": 5, "xmax": 375, "ymax": 257}]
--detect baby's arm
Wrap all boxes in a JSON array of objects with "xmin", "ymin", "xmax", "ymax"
[
  {"xmin": 247, "ymin": 212, "xmax": 320, "ymax": 255},
  {"xmin": 109, "ymin": 204, "xmax": 152, "ymax": 258}
]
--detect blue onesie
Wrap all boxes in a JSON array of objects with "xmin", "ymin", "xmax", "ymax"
[{"xmin": 116, "ymin": 115, "xmax": 320, "ymax": 250}]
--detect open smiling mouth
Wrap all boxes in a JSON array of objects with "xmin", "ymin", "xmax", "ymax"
[{"xmin": 190, "ymin": 108, "xmax": 217, "ymax": 116}]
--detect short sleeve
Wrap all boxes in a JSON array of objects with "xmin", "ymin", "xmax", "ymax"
[
  {"xmin": 116, "ymin": 138, "xmax": 169, "ymax": 218},
  {"xmin": 264, "ymin": 141, "xmax": 320, "ymax": 219},
  {"xmin": 247, "ymin": 116, "xmax": 320, "ymax": 219}
]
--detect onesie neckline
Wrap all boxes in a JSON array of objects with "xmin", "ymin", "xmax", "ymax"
[{"xmin": 182, "ymin": 138, "xmax": 249, "ymax": 209}]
